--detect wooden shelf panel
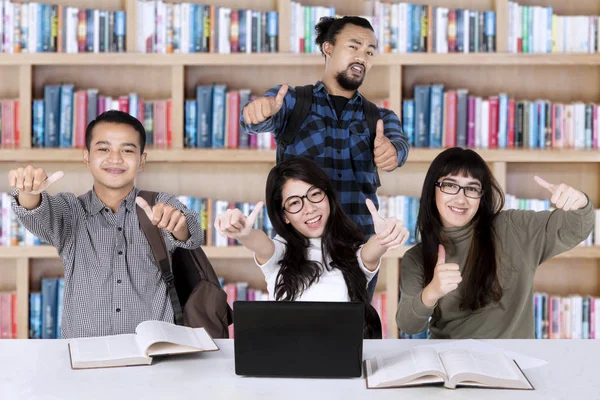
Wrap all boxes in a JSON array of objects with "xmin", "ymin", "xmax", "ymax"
[
  {"xmin": 2, "ymin": 245, "xmax": 599, "ymax": 259},
  {"xmin": 2, "ymin": 53, "xmax": 600, "ymax": 66},
  {"xmin": 0, "ymin": 148, "xmax": 598, "ymax": 163}
]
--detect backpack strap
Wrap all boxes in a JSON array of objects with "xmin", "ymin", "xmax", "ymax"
[
  {"xmin": 277, "ymin": 84, "xmax": 313, "ymax": 163},
  {"xmin": 362, "ymin": 98, "xmax": 380, "ymax": 139},
  {"xmin": 136, "ymin": 190, "xmax": 185, "ymax": 326}
]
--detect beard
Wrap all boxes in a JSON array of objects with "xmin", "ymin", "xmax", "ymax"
[{"xmin": 335, "ymin": 68, "xmax": 364, "ymax": 91}]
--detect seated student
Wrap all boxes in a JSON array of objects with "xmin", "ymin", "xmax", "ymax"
[
  {"xmin": 214, "ymin": 157, "xmax": 409, "ymax": 338},
  {"xmin": 8, "ymin": 110, "xmax": 202, "ymax": 339},
  {"xmin": 396, "ymin": 147, "xmax": 595, "ymax": 339}
]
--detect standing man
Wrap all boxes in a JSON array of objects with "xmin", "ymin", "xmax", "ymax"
[{"xmin": 240, "ymin": 16, "xmax": 410, "ymax": 297}]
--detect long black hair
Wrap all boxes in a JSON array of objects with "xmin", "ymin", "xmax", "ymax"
[
  {"xmin": 265, "ymin": 157, "xmax": 380, "ymax": 338},
  {"xmin": 418, "ymin": 147, "xmax": 505, "ymax": 311}
]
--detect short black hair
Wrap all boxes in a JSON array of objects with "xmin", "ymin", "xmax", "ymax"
[
  {"xmin": 85, "ymin": 110, "xmax": 147, "ymax": 153},
  {"xmin": 314, "ymin": 16, "xmax": 375, "ymax": 56}
]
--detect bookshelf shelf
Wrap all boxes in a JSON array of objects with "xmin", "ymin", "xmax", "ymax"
[
  {"xmin": 1, "ymin": 53, "xmax": 600, "ymax": 67},
  {"xmin": 1, "ymin": 245, "xmax": 599, "ymax": 260},
  {"xmin": 0, "ymin": 148, "xmax": 598, "ymax": 163}
]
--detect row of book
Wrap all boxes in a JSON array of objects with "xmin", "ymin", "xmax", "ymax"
[
  {"xmin": 137, "ymin": 0, "xmax": 278, "ymax": 54},
  {"xmin": 370, "ymin": 1, "xmax": 496, "ymax": 53},
  {"xmin": 0, "ymin": 292, "xmax": 16, "ymax": 339},
  {"xmin": 0, "ymin": 99, "xmax": 19, "ymax": 148},
  {"xmin": 403, "ymin": 85, "xmax": 600, "ymax": 149},
  {"xmin": 508, "ymin": 2, "xmax": 600, "ymax": 54},
  {"xmin": 0, "ymin": 1, "xmax": 126, "ymax": 53},
  {"xmin": 183, "ymin": 83, "xmax": 389, "ymax": 149},
  {"xmin": 31, "ymin": 85, "xmax": 172, "ymax": 149},
  {"xmin": 533, "ymin": 293, "xmax": 600, "ymax": 339},
  {"xmin": 289, "ymin": 2, "xmax": 335, "ymax": 54},
  {"xmin": 3, "ymin": 191, "xmax": 600, "ymax": 248},
  {"xmin": 28, "ymin": 277, "xmax": 63, "ymax": 339}
]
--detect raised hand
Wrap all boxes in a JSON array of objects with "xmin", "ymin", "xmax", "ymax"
[
  {"xmin": 373, "ymin": 119, "xmax": 397, "ymax": 172},
  {"xmin": 423, "ymin": 245, "xmax": 462, "ymax": 306},
  {"xmin": 136, "ymin": 197, "xmax": 189, "ymax": 239},
  {"xmin": 214, "ymin": 201, "xmax": 264, "ymax": 241},
  {"xmin": 534, "ymin": 175, "xmax": 588, "ymax": 211},
  {"xmin": 242, "ymin": 85, "xmax": 288, "ymax": 124},
  {"xmin": 366, "ymin": 198, "xmax": 409, "ymax": 250},
  {"xmin": 8, "ymin": 166, "xmax": 64, "ymax": 194}
]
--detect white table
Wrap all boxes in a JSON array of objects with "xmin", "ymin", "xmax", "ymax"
[{"xmin": 0, "ymin": 339, "xmax": 597, "ymax": 400}]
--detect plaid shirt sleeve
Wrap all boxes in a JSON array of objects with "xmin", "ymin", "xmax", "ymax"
[
  {"xmin": 10, "ymin": 190, "xmax": 73, "ymax": 252},
  {"xmin": 379, "ymin": 107, "xmax": 410, "ymax": 170},
  {"xmin": 239, "ymin": 85, "xmax": 297, "ymax": 138},
  {"xmin": 156, "ymin": 192, "xmax": 203, "ymax": 251}
]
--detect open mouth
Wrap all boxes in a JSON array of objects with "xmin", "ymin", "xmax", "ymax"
[
  {"xmin": 448, "ymin": 206, "xmax": 467, "ymax": 215},
  {"xmin": 349, "ymin": 64, "xmax": 364, "ymax": 75},
  {"xmin": 305, "ymin": 215, "xmax": 322, "ymax": 227}
]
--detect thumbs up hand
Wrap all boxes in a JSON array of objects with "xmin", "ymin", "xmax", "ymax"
[
  {"xmin": 373, "ymin": 119, "xmax": 397, "ymax": 172},
  {"xmin": 214, "ymin": 201, "xmax": 264, "ymax": 241},
  {"xmin": 9, "ymin": 166, "xmax": 64, "ymax": 194},
  {"xmin": 242, "ymin": 85, "xmax": 288, "ymax": 124},
  {"xmin": 422, "ymin": 245, "xmax": 462, "ymax": 307},
  {"xmin": 136, "ymin": 197, "xmax": 190, "ymax": 240},
  {"xmin": 533, "ymin": 175, "xmax": 588, "ymax": 211},
  {"xmin": 366, "ymin": 198, "xmax": 409, "ymax": 250}
]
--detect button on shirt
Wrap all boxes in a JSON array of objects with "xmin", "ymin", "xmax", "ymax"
[
  {"xmin": 11, "ymin": 187, "xmax": 202, "ymax": 339},
  {"xmin": 240, "ymin": 81, "xmax": 410, "ymax": 236}
]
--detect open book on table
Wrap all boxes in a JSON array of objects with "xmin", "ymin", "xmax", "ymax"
[
  {"xmin": 365, "ymin": 346, "xmax": 534, "ymax": 390},
  {"xmin": 68, "ymin": 320, "xmax": 219, "ymax": 369}
]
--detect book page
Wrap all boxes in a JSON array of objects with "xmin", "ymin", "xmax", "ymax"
[
  {"xmin": 440, "ymin": 349, "xmax": 519, "ymax": 382},
  {"xmin": 135, "ymin": 320, "xmax": 218, "ymax": 356},
  {"xmin": 69, "ymin": 334, "xmax": 149, "ymax": 367},
  {"xmin": 366, "ymin": 346, "xmax": 446, "ymax": 388}
]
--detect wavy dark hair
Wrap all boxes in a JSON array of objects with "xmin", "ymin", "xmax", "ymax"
[
  {"xmin": 315, "ymin": 16, "xmax": 374, "ymax": 56},
  {"xmin": 265, "ymin": 157, "xmax": 380, "ymax": 338},
  {"xmin": 418, "ymin": 147, "xmax": 505, "ymax": 311}
]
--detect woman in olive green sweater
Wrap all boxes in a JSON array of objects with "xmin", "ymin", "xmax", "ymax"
[{"xmin": 396, "ymin": 147, "xmax": 595, "ymax": 339}]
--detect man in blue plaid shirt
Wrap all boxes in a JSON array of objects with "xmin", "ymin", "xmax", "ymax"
[{"xmin": 240, "ymin": 16, "xmax": 410, "ymax": 296}]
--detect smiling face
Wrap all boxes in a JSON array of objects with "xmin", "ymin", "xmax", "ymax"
[
  {"xmin": 281, "ymin": 178, "xmax": 330, "ymax": 239},
  {"xmin": 435, "ymin": 174, "xmax": 482, "ymax": 228},
  {"xmin": 324, "ymin": 24, "xmax": 377, "ymax": 91},
  {"xmin": 83, "ymin": 122, "xmax": 146, "ymax": 192}
]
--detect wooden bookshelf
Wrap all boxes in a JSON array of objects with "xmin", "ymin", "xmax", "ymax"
[{"xmin": 0, "ymin": 0, "xmax": 599, "ymax": 340}]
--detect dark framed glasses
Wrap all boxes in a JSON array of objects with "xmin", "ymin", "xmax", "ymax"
[
  {"xmin": 435, "ymin": 181, "xmax": 483, "ymax": 199},
  {"xmin": 283, "ymin": 186, "xmax": 327, "ymax": 214}
]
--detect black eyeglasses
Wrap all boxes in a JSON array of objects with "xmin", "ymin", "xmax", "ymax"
[
  {"xmin": 435, "ymin": 181, "xmax": 483, "ymax": 199},
  {"xmin": 282, "ymin": 186, "xmax": 327, "ymax": 214}
]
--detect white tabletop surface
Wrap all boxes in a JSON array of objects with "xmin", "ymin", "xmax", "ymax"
[{"xmin": 0, "ymin": 338, "xmax": 597, "ymax": 400}]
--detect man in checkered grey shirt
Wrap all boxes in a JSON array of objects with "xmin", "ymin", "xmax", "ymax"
[{"xmin": 9, "ymin": 110, "xmax": 202, "ymax": 339}]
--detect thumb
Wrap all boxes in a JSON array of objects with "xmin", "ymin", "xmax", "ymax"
[
  {"xmin": 247, "ymin": 201, "xmax": 264, "ymax": 226},
  {"xmin": 374, "ymin": 119, "xmax": 384, "ymax": 143},
  {"xmin": 30, "ymin": 171, "xmax": 65, "ymax": 194},
  {"xmin": 533, "ymin": 175, "xmax": 555, "ymax": 193},
  {"xmin": 273, "ymin": 85, "xmax": 288, "ymax": 109},
  {"xmin": 365, "ymin": 198, "xmax": 380, "ymax": 220},
  {"xmin": 436, "ymin": 244, "xmax": 446, "ymax": 266},
  {"xmin": 135, "ymin": 197, "xmax": 154, "ymax": 220}
]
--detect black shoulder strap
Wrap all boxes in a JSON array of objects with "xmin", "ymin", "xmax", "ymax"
[
  {"xmin": 277, "ymin": 85, "xmax": 313, "ymax": 162},
  {"xmin": 136, "ymin": 190, "xmax": 185, "ymax": 326},
  {"xmin": 362, "ymin": 98, "xmax": 380, "ymax": 138}
]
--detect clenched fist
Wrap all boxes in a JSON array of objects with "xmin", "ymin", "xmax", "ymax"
[
  {"xmin": 8, "ymin": 165, "xmax": 64, "ymax": 194},
  {"xmin": 214, "ymin": 201, "xmax": 264, "ymax": 241},
  {"xmin": 136, "ymin": 197, "xmax": 190, "ymax": 241},
  {"xmin": 421, "ymin": 245, "xmax": 462, "ymax": 307},
  {"xmin": 242, "ymin": 85, "xmax": 288, "ymax": 124}
]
